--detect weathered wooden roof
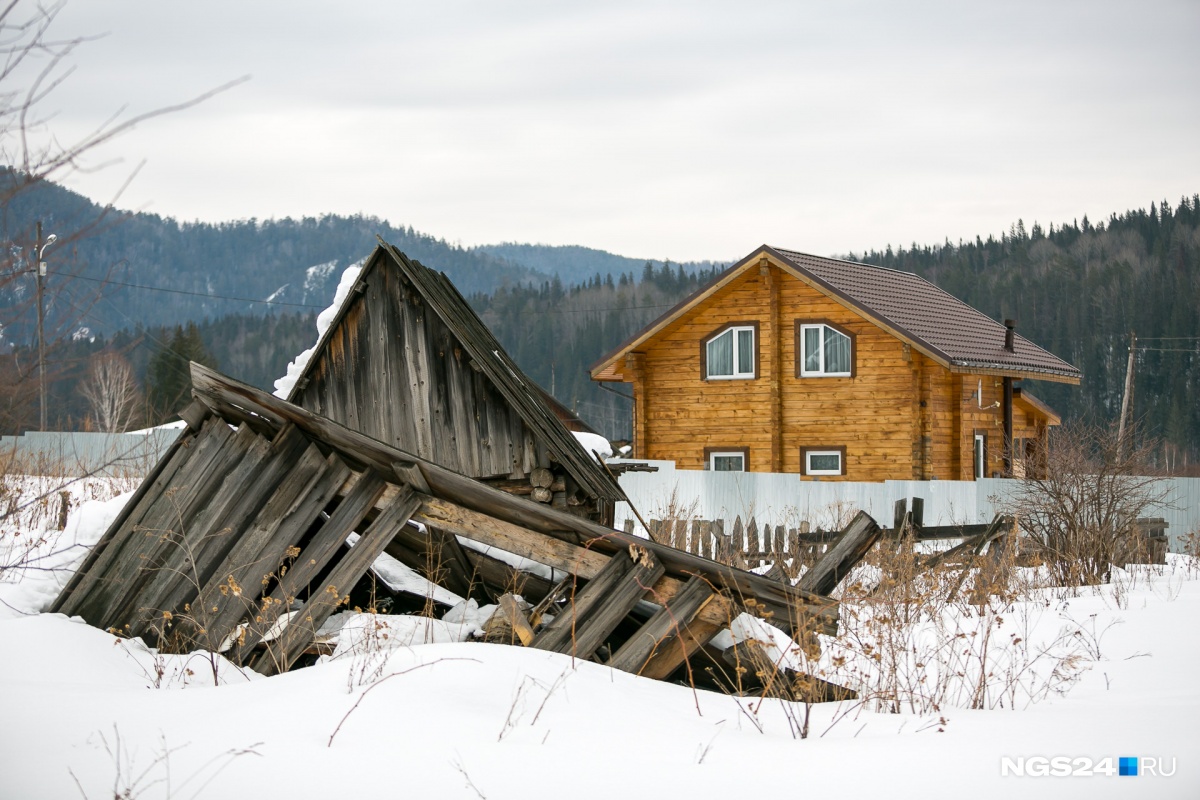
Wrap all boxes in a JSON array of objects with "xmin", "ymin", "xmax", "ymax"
[
  {"xmin": 52, "ymin": 363, "xmax": 839, "ymax": 678},
  {"xmin": 288, "ymin": 239, "xmax": 624, "ymax": 503},
  {"xmin": 591, "ymin": 245, "xmax": 1081, "ymax": 384},
  {"xmin": 191, "ymin": 363, "xmax": 832, "ymax": 629}
]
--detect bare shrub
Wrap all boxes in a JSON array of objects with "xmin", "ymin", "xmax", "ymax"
[
  {"xmin": 803, "ymin": 540, "xmax": 1093, "ymax": 715},
  {"xmin": 1009, "ymin": 422, "xmax": 1171, "ymax": 586}
]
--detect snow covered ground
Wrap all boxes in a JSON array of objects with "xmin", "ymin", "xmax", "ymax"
[{"xmin": 1, "ymin": 491, "xmax": 1197, "ymax": 799}]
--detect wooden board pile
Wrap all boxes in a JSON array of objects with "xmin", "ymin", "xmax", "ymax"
[{"xmin": 53, "ymin": 364, "xmax": 880, "ymax": 695}]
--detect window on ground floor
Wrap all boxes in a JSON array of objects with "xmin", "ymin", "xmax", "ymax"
[
  {"xmin": 706, "ymin": 448, "xmax": 748, "ymax": 471},
  {"xmin": 801, "ymin": 446, "xmax": 845, "ymax": 476}
]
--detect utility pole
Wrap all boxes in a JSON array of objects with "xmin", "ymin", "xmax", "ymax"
[
  {"xmin": 1118, "ymin": 330, "xmax": 1136, "ymax": 453},
  {"xmin": 36, "ymin": 221, "xmax": 46, "ymax": 431},
  {"xmin": 34, "ymin": 221, "xmax": 57, "ymax": 432}
]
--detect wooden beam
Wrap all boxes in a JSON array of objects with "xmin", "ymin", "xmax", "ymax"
[
  {"xmin": 181, "ymin": 447, "xmax": 350, "ymax": 652},
  {"xmin": 637, "ymin": 617, "xmax": 723, "ymax": 682},
  {"xmin": 129, "ymin": 425, "xmax": 310, "ymax": 642},
  {"xmin": 767, "ymin": 263, "xmax": 783, "ymax": 472},
  {"xmin": 51, "ymin": 422, "xmax": 198, "ymax": 616},
  {"xmin": 90, "ymin": 420, "xmax": 242, "ymax": 630},
  {"xmin": 608, "ymin": 575, "xmax": 715, "ymax": 675},
  {"xmin": 384, "ymin": 519, "xmax": 483, "ymax": 601},
  {"xmin": 532, "ymin": 547, "xmax": 665, "ymax": 659},
  {"xmin": 798, "ymin": 511, "xmax": 882, "ymax": 596},
  {"xmin": 413, "ymin": 494, "xmax": 835, "ymax": 635}
]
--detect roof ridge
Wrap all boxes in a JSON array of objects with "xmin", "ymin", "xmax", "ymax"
[{"xmin": 770, "ymin": 246, "xmax": 921, "ymax": 277}]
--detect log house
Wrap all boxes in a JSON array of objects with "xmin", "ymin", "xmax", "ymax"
[{"xmin": 590, "ymin": 245, "xmax": 1080, "ymax": 480}]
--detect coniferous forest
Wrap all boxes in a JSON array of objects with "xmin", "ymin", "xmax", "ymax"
[{"xmin": 1, "ymin": 182, "xmax": 1197, "ymax": 470}]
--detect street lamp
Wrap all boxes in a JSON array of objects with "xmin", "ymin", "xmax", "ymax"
[{"xmin": 34, "ymin": 221, "xmax": 57, "ymax": 431}]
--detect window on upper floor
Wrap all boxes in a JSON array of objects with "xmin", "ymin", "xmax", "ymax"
[
  {"xmin": 705, "ymin": 325, "xmax": 755, "ymax": 379},
  {"xmin": 798, "ymin": 322, "xmax": 853, "ymax": 377}
]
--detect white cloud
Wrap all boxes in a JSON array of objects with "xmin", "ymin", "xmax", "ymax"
[{"xmin": 29, "ymin": 0, "xmax": 1200, "ymax": 261}]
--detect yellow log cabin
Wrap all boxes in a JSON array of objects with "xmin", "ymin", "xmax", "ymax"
[{"xmin": 590, "ymin": 245, "xmax": 1081, "ymax": 481}]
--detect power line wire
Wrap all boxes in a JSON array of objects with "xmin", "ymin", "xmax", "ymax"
[{"xmin": 71, "ymin": 273, "xmax": 326, "ymax": 309}]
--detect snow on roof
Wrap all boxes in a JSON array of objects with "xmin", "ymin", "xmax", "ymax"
[{"xmin": 273, "ymin": 259, "xmax": 365, "ymax": 398}]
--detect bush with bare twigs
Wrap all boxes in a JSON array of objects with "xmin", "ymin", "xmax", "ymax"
[{"xmin": 1009, "ymin": 422, "xmax": 1172, "ymax": 586}]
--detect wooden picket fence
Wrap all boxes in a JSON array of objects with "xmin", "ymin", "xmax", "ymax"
[{"xmin": 635, "ymin": 516, "xmax": 841, "ymax": 577}]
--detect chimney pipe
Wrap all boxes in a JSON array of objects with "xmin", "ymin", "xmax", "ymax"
[{"xmin": 1004, "ymin": 319, "xmax": 1016, "ymax": 352}]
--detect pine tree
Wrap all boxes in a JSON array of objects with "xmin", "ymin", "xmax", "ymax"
[{"xmin": 146, "ymin": 323, "xmax": 218, "ymax": 421}]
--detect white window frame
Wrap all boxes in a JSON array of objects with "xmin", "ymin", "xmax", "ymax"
[
  {"xmin": 804, "ymin": 449, "xmax": 843, "ymax": 476},
  {"xmin": 974, "ymin": 433, "xmax": 986, "ymax": 479},
  {"xmin": 799, "ymin": 323, "xmax": 852, "ymax": 377},
  {"xmin": 705, "ymin": 325, "xmax": 755, "ymax": 380},
  {"xmin": 708, "ymin": 451, "xmax": 746, "ymax": 472}
]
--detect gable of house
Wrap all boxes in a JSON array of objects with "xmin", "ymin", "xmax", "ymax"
[{"xmin": 288, "ymin": 241, "xmax": 624, "ymax": 514}]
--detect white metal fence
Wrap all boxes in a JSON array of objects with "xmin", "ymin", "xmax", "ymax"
[
  {"xmin": 0, "ymin": 429, "xmax": 179, "ymax": 479},
  {"xmin": 612, "ymin": 459, "xmax": 1200, "ymax": 552}
]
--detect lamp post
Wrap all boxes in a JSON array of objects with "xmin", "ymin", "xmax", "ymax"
[{"xmin": 34, "ymin": 221, "xmax": 57, "ymax": 432}]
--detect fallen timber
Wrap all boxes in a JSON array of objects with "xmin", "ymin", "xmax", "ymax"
[{"xmin": 53, "ymin": 363, "xmax": 856, "ymax": 689}]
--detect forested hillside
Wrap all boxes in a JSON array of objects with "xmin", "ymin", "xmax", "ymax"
[
  {"xmin": 3, "ymin": 185, "xmax": 1197, "ymax": 468},
  {"xmin": 476, "ymin": 242, "xmax": 724, "ymax": 287},
  {"xmin": 470, "ymin": 264, "xmax": 722, "ymax": 438},
  {"xmin": 846, "ymin": 196, "xmax": 1200, "ymax": 468},
  {"xmin": 0, "ymin": 172, "xmax": 548, "ymax": 344}
]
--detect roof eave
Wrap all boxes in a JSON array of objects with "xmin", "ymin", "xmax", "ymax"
[{"xmin": 950, "ymin": 360, "xmax": 1082, "ymax": 384}]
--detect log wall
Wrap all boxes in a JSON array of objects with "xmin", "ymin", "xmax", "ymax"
[{"xmin": 609, "ymin": 263, "xmax": 1054, "ymax": 481}]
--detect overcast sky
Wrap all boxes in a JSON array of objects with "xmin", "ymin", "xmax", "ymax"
[{"xmin": 33, "ymin": 0, "xmax": 1200, "ymax": 262}]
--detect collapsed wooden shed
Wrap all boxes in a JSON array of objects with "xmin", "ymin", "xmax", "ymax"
[
  {"xmin": 53, "ymin": 364, "xmax": 848, "ymax": 687},
  {"xmin": 286, "ymin": 240, "xmax": 623, "ymax": 524}
]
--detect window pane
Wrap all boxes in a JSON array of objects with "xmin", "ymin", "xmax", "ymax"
[
  {"xmin": 707, "ymin": 330, "xmax": 733, "ymax": 376},
  {"xmin": 713, "ymin": 454, "xmax": 744, "ymax": 471},
  {"xmin": 809, "ymin": 453, "xmax": 841, "ymax": 473},
  {"xmin": 803, "ymin": 327, "xmax": 821, "ymax": 372},
  {"xmin": 737, "ymin": 328, "xmax": 753, "ymax": 374},
  {"xmin": 825, "ymin": 327, "xmax": 851, "ymax": 374}
]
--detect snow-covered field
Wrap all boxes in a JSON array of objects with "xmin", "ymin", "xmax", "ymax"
[{"xmin": 1, "ymin": 490, "xmax": 1197, "ymax": 799}]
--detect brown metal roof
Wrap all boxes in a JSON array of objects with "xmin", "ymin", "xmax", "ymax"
[{"xmin": 768, "ymin": 247, "xmax": 1080, "ymax": 381}]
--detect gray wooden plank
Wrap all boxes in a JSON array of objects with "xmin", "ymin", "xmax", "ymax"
[
  {"xmin": 561, "ymin": 550, "xmax": 665, "ymax": 660},
  {"xmin": 131, "ymin": 425, "xmax": 311, "ymax": 643},
  {"xmin": 51, "ymin": 422, "xmax": 198, "ymax": 615},
  {"xmin": 73, "ymin": 418, "xmax": 236, "ymax": 627},
  {"xmin": 253, "ymin": 486, "xmax": 420, "ymax": 676},
  {"xmin": 532, "ymin": 550, "xmax": 632, "ymax": 653},
  {"xmin": 227, "ymin": 468, "xmax": 386, "ymax": 663},
  {"xmin": 191, "ymin": 448, "xmax": 351, "ymax": 653},
  {"xmin": 98, "ymin": 423, "xmax": 262, "ymax": 631},
  {"xmin": 125, "ymin": 427, "xmax": 279, "ymax": 640},
  {"xmin": 607, "ymin": 575, "xmax": 715, "ymax": 675},
  {"xmin": 798, "ymin": 511, "xmax": 882, "ymax": 596}
]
